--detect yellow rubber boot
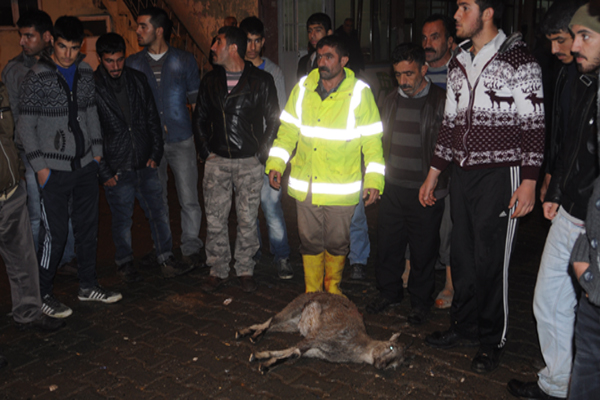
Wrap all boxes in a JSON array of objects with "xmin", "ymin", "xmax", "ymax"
[
  {"xmin": 324, "ymin": 251, "xmax": 346, "ymax": 295},
  {"xmin": 302, "ymin": 252, "xmax": 325, "ymax": 293}
]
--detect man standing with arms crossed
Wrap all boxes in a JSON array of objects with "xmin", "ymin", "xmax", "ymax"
[
  {"xmin": 420, "ymin": 0, "xmax": 545, "ymax": 373},
  {"xmin": 127, "ymin": 7, "xmax": 204, "ymax": 268},
  {"xmin": 267, "ymin": 35, "xmax": 385, "ymax": 295}
]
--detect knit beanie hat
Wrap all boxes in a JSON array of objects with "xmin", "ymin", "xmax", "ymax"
[{"xmin": 570, "ymin": 3, "xmax": 600, "ymax": 33}]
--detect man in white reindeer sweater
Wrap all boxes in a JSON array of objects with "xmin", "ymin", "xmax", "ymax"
[{"xmin": 419, "ymin": 0, "xmax": 545, "ymax": 374}]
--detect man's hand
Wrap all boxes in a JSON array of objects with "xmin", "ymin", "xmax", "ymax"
[
  {"xmin": 37, "ymin": 168, "xmax": 50, "ymax": 186},
  {"xmin": 573, "ymin": 261, "xmax": 590, "ymax": 280},
  {"xmin": 104, "ymin": 175, "xmax": 119, "ymax": 187},
  {"xmin": 509, "ymin": 179, "xmax": 536, "ymax": 218},
  {"xmin": 269, "ymin": 170, "xmax": 282, "ymax": 190},
  {"xmin": 542, "ymin": 201, "xmax": 560, "ymax": 221},
  {"xmin": 147, "ymin": 159, "xmax": 157, "ymax": 168},
  {"xmin": 363, "ymin": 188, "xmax": 380, "ymax": 207},
  {"xmin": 540, "ymin": 173, "xmax": 551, "ymax": 202},
  {"xmin": 419, "ymin": 168, "xmax": 441, "ymax": 207},
  {"xmin": 94, "ymin": 156, "xmax": 101, "ymax": 164}
]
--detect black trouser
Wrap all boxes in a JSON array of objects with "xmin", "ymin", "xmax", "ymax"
[
  {"xmin": 570, "ymin": 296, "xmax": 600, "ymax": 398},
  {"xmin": 38, "ymin": 161, "xmax": 99, "ymax": 297},
  {"xmin": 375, "ymin": 184, "xmax": 444, "ymax": 309},
  {"xmin": 450, "ymin": 166, "xmax": 519, "ymax": 347}
]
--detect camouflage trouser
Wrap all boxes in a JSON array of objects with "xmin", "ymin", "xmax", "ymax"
[{"xmin": 203, "ymin": 155, "xmax": 264, "ymax": 279}]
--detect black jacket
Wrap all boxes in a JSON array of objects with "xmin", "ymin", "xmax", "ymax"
[
  {"xmin": 94, "ymin": 66, "xmax": 163, "ymax": 183},
  {"xmin": 381, "ymin": 81, "xmax": 450, "ymax": 198},
  {"xmin": 193, "ymin": 62, "xmax": 280, "ymax": 163},
  {"xmin": 545, "ymin": 72, "xmax": 599, "ymax": 220}
]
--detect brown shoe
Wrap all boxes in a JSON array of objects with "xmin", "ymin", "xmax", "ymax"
[
  {"xmin": 239, "ymin": 276, "xmax": 257, "ymax": 293},
  {"xmin": 200, "ymin": 276, "xmax": 224, "ymax": 292}
]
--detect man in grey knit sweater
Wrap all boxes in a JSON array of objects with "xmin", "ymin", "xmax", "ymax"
[{"xmin": 17, "ymin": 16, "xmax": 122, "ymax": 319}]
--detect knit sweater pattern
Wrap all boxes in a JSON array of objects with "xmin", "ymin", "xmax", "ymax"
[
  {"xmin": 17, "ymin": 53, "xmax": 102, "ymax": 172},
  {"xmin": 430, "ymin": 33, "xmax": 545, "ymax": 180}
]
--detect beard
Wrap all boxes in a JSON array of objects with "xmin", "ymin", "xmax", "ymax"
[{"xmin": 459, "ymin": 14, "xmax": 484, "ymax": 40}]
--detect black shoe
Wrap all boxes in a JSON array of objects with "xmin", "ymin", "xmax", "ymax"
[
  {"xmin": 0, "ymin": 355, "xmax": 7, "ymax": 369},
  {"xmin": 407, "ymin": 307, "xmax": 429, "ymax": 325},
  {"xmin": 118, "ymin": 261, "xmax": 142, "ymax": 283},
  {"xmin": 140, "ymin": 250, "xmax": 157, "ymax": 267},
  {"xmin": 240, "ymin": 276, "xmax": 258, "ymax": 293},
  {"xmin": 15, "ymin": 314, "xmax": 66, "ymax": 332},
  {"xmin": 350, "ymin": 264, "xmax": 366, "ymax": 280},
  {"xmin": 471, "ymin": 345, "xmax": 504, "ymax": 374},
  {"xmin": 161, "ymin": 256, "xmax": 195, "ymax": 278},
  {"xmin": 200, "ymin": 276, "xmax": 224, "ymax": 292},
  {"xmin": 425, "ymin": 328, "xmax": 479, "ymax": 349},
  {"xmin": 57, "ymin": 258, "xmax": 78, "ymax": 276},
  {"xmin": 366, "ymin": 295, "xmax": 402, "ymax": 314},
  {"xmin": 506, "ymin": 379, "xmax": 565, "ymax": 399},
  {"xmin": 182, "ymin": 251, "xmax": 207, "ymax": 268}
]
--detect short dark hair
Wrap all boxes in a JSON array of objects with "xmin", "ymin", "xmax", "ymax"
[
  {"xmin": 391, "ymin": 43, "xmax": 426, "ymax": 67},
  {"xmin": 475, "ymin": 0, "xmax": 504, "ymax": 26},
  {"xmin": 423, "ymin": 13, "xmax": 457, "ymax": 43},
  {"xmin": 239, "ymin": 16, "xmax": 264, "ymax": 38},
  {"xmin": 96, "ymin": 33, "xmax": 126, "ymax": 57},
  {"xmin": 139, "ymin": 7, "xmax": 173, "ymax": 43},
  {"xmin": 316, "ymin": 35, "xmax": 349, "ymax": 58},
  {"xmin": 307, "ymin": 12, "xmax": 332, "ymax": 32},
  {"xmin": 217, "ymin": 26, "xmax": 247, "ymax": 59},
  {"xmin": 17, "ymin": 10, "xmax": 52, "ymax": 35},
  {"xmin": 541, "ymin": 0, "xmax": 588, "ymax": 36},
  {"xmin": 53, "ymin": 16, "xmax": 84, "ymax": 44}
]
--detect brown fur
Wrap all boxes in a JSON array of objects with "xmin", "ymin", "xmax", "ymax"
[{"xmin": 235, "ymin": 292, "xmax": 404, "ymax": 374}]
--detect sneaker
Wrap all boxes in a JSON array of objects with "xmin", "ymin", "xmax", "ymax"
[
  {"xmin": 78, "ymin": 286, "xmax": 122, "ymax": 303},
  {"xmin": 15, "ymin": 314, "xmax": 66, "ymax": 332},
  {"xmin": 366, "ymin": 295, "xmax": 402, "ymax": 314},
  {"xmin": 118, "ymin": 261, "xmax": 142, "ymax": 283},
  {"xmin": 41, "ymin": 294, "xmax": 73, "ymax": 318},
  {"xmin": 161, "ymin": 256, "xmax": 195, "ymax": 278},
  {"xmin": 350, "ymin": 263, "xmax": 366, "ymax": 280},
  {"xmin": 277, "ymin": 258, "xmax": 294, "ymax": 280}
]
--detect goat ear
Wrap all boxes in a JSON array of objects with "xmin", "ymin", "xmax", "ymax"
[{"xmin": 389, "ymin": 332, "xmax": 401, "ymax": 342}]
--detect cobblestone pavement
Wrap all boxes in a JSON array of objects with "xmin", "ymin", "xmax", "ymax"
[{"xmin": 0, "ymin": 169, "xmax": 551, "ymax": 399}]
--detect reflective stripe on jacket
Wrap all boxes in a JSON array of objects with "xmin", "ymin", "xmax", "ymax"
[{"xmin": 266, "ymin": 68, "xmax": 385, "ymax": 206}]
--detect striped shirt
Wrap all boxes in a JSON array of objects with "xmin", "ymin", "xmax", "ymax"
[
  {"xmin": 426, "ymin": 64, "xmax": 448, "ymax": 90},
  {"xmin": 226, "ymin": 70, "xmax": 242, "ymax": 93},
  {"xmin": 146, "ymin": 50, "xmax": 168, "ymax": 88},
  {"xmin": 386, "ymin": 83, "xmax": 431, "ymax": 188}
]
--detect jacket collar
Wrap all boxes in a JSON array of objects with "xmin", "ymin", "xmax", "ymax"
[
  {"xmin": 304, "ymin": 67, "xmax": 356, "ymax": 93},
  {"xmin": 38, "ymin": 48, "xmax": 86, "ymax": 71}
]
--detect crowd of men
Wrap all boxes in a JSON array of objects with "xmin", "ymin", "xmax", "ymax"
[{"xmin": 2, "ymin": 0, "xmax": 600, "ymax": 396}]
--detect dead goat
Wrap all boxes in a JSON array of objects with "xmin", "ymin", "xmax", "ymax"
[{"xmin": 235, "ymin": 292, "xmax": 404, "ymax": 374}]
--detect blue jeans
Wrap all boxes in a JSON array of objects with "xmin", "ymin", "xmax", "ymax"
[
  {"xmin": 258, "ymin": 174, "xmax": 290, "ymax": 262},
  {"xmin": 158, "ymin": 136, "xmax": 203, "ymax": 257},
  {"xmin": 570, "ymin": 296, "xmax": 600, "ymax": 399},
  {"xmin": 348, "ymin": 194, "xmax": 369, "ymax": 265},
  {"xmin": 533, "ymin": 207, "xmax": 582, "ymax": 398},
  {"xmin": 104, "ymin": 167, "xmax": 173, "ymax": 265}
]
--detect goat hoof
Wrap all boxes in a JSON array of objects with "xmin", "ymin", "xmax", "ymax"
[
  {"xmin": 249, "ymin": 353, "xmax": 257, "ymax": 362},
  {"xmin": 258, "ymin": 364, "xmax": 269, "ymax": 375}
]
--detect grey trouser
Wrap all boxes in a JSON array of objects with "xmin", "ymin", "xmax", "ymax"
[
  {"xmin": 0, "ymin": 181, "xmax": 42, "ymax": 323},
  {"xmin": 158, "ymin": 136, "xmax": 203, "ymax": 257},
  {"xmin": 296, "ymin": 191, "xmax": 356, "ymax": 256},
  {"xmin": 203, "ymin": 155, "xmax": 263, "ymax": 279}
]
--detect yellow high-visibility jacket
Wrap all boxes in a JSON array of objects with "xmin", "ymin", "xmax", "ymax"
[{"xmin": 266, "ymin": 68, "xmax": 385, "ymax": 206}]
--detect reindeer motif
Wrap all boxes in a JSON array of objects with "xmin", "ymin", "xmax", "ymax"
[
  {"xmin": 523, "ymin": 82, "xmax": 544, "ymax": 111},
  {"xmin": 235, "ymin": 292, "xmax": 405, "ymax": 374},
  {"xmin": 484, "ymin": 80, "xmax": 514, "ymax": 109}
]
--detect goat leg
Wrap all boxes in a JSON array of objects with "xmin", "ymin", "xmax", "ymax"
[
  {"xmin": 253, "ymin": 348, "xmax": 301, "ymax": 374},
  {"xmin": 235, "ymin": 317, "xmax": 272, "ymax": 341}
]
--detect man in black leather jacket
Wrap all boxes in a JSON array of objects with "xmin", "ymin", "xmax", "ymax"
[
  {"xmin": 193, "ymin": 26, "xmax": 280, "ymax": 293},
  {"xmin": 94, "ymin": 33, "xmax": 193, "ymax": 283},
  {"xmin": 366, "ymin": 43, "xmax": 447, "ymax": 323}
]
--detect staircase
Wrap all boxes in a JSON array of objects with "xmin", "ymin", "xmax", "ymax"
[{"xmin": 95, "ymin": 0, "xmax": 210, "ymax": 75}]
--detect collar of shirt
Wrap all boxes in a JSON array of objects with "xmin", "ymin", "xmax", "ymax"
[{"xmin": 457, "ymin": 29, "xmax": 506, "ymax": 85}]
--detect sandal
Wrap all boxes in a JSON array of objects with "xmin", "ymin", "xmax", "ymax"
[{"xmin": 435, "ymin": 288, "xmax": 453, "ymax": 309}]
